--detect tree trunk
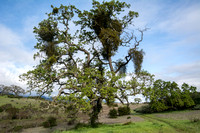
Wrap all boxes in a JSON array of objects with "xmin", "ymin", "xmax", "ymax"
[{"xmin": 90, "ymin": 98, "xmax": 102, "ymax": 127}]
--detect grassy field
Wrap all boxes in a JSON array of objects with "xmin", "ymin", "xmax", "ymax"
[
  {"xmin": 55, "ymin": 110, "xmax": 200, "ymax": 133},
  {"xmin": 0, "ymin": 95, "xmax": 67, "ymax": 133},
  {"xmin": 0, "ymin": 95, "xmax": 43, "ymax": 108},
  {"xmin": 1, "ymin": 95, "xmax": 200, "ymax": 133}
]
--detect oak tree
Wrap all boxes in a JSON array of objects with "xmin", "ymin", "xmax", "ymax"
[{"xmin": 20, "ymin": 0, "xmax": 151, "ymax": 126}]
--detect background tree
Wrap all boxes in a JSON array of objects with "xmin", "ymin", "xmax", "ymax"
[
  {"xmin": 0, "ymin": 84, "xmax": 25, "ymax": 96},
  {"xmin": 20, "ymin": 0, "xmax": 151, "ymax": 126},
  {"xmin": 144, "ymin": 79, "xmax": 196, "ymax": 112},
  {"xmin": 134, "ymin": 98, "xmax": 142, "ymax": 104}
]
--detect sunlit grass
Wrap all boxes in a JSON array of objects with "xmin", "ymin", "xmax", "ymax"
[
  {"xmin": 55, "ymin": 111, "xmax": 200, "ymax": 133},
  {"xmin": 0, "ymin": 95, "xmax": 43, "ymax": 108}
]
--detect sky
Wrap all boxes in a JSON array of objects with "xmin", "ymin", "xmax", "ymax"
[{"xmin": 0, "ymin": 0, "xmax": 200, "ymax": 94}]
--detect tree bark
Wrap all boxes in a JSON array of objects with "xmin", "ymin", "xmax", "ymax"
[{"xmin": 90, "ymin": 98, "xmax": 102, "ymax": 127}]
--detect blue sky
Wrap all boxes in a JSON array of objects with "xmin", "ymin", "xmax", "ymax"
[{"xmin": 0, "ymin": 0, "xmax": 200, "ymax": 92}]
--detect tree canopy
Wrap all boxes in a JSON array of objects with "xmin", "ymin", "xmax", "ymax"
[
  {"xmin": 20, "ymin": 0, "xmax": 152, "ymax": 126},
  {"xmin": 143, "ymin": 79, "xmax": 196, "ymax": 112},
  {"xmin": 0, "ymin": 84, "xmax": 25, "ymax": 96}
]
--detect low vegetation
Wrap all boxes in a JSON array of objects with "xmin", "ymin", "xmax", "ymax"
[
  {"xmin": 108, "ymin": 108, "xmax": 118, "ymax": 118},
  {"xmin": 0, "ymin": 95, "xmax": 67, "ymax": 133},
  {"xmin": 42, "ymin": 116, "xmax": 57, "ymax": 128},
  {"xmin": 55, "ymin": 111, "xmax": 200, "ymax": 133}
]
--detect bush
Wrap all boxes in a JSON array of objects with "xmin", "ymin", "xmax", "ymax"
[
  {"xmin": 134, "ymin": 105, "xmax": 152, "ymax": 114},
  {"xmin": 193, "ymin": 104, "xmax": 200, "ymax": 110},
  {"xmin": 18, "ymin": 109, "xmax": 31, "ymax": 119},
  {"xmin": 113, "ymin": 103, "xmax": 118, "ymax": 107},
  {"xmin": 6, "ymin": 107, "xmax": 19, "ymax": 119},
  {"xmin": 40, "ymin": 102, "xmax": 49, "ymax": 108},
  {"xmin": 127, "ymin": 116, "xmax": 131, "ymax": 119},
  {"xmin": 0, "ymin": 104, "xmax": 12, "ymax": 111},
  {"xmin": 74, "ymin": 123, "xmax": 88, "ymax": 129},
  {"xmin": 150, "ymin": 101, "xmax": 168, "ymax": 112},
  {"xmin": 108, "ymin": 108, "xmax": 117, "ymax": 118},
  {"xmin": 118, "ymin": 106, "xmax": 130, "ymax": 116},
  {"xmin": 42, "ymin": 116, "xmax": 57, "ymax": 128},
  {"xmin": 8, "ymin": 95, "xmax": 23, "ymax": 98},
  {"xmin": 190, "ymin": 117, "xmax": 200, "ymax": 123},
  {"xmin": 0, "ymin": 107, "xmax": 3, "ymax": 112},
  {"xmin": 13, "ymin": 126, "xmax": 23, "ymax": 132}
]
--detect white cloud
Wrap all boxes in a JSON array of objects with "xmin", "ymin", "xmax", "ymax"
[
  {"xmin": 155, "ymin": 61, "xmax": 200, "ymax": 91},
  {"xmin": 0, "ymin": 24, "xmax": 36, "ymax": 88},
  {"xmin": 157, "ymin": 3, "xmax": 200, "ymax": 36}
]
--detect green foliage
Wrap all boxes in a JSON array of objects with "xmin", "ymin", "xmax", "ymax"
[
  {"xmin": 134, "ymin": 98, "xmax": 142, "ymax": 104},
  {"xmin": 0, "ymin": 107, "xmax": 3, "ymax": 112},
  {"xmin": 20, "ymin": 0, "xmax": 149, "ymax": 126},
  {"xmin": 42, "ymin": 116, "xmax": 57, "ymax": 128},
  {"xmin": 150, "ymin": 101, "xmax": 168, "ymax": 112},
  {"xmin": 190, "ymin": 92, "xmax": 200, "ymax": 104},
  {"xmin": 118, "ymin": 106, "xmax": 130, "ymax": 116},
  {"xmin": 33, "ymin": 19, "xmax": 58, "ymax": 42},
  {"xmin": 108, "ymin": 108, "xmax": 118, "ymax": 118},
  {"xmin": 7, "ymin": 94, "xmax": 23, "ymax": 98},
  {"xmin": 132, "ymin": 49, "xmax": 145, "ymax": 73},
  {"xmin": 134, "ymin": 105, "xmax": 152, "ymax": 114},
  {"xmin": 0, "ymin": 103, "xmax": 12, "ymax": 111},
  {"xmin": 13, "ymin": 126, "xmax": 23, "ymax": 132},
  {"xmin": 5, "ymin": 106, "xmax": 19, "ymax": 119},
  {"xmin": 144, "ymin": 79, "xmax": 196, "ymax": 113},
  {"xmin": 0, "ymin": 84, "xmax": 25, "ymax": 96},
  {"xmin": 74, "ymin": 123, "xmax": 89, "ymax": 129},
  {"xmin": 127, "ymin": 116, "xmax": 131, "ymax": 119},
  {"xmin": 193, "ymin": 104, "xmax": 200, "ymax": 110}
]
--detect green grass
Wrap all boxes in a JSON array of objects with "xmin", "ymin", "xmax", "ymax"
[
  {"xmin": 56, "ymin": 120, "xmax": 200, "ymax": 133},
  {"xmin": 0, "ymin": 95, "xmax": 43, "ymax": 108},
  {"xmin": 55, "ymin": 111, "xmax": 200, "ymax": 133},
  {"xmin": 54, "ymin": 122, "xmax": 174, "ymax": 133}
]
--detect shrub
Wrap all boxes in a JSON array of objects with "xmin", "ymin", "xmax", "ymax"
[
  {"xmin": 8, "ymin": 95, "xmax": 23, "ymax": 98},
  {"xmin": 74, "ymin": 123, "xmax": 88, "ymax": 129},
  {"xmin": 6, "ymin": 107, "xmax": 19, "ymax": 119},
  {"xmin": 0, "ymin": 104, "xmax": 12, "ymax": 111},
  {"xmin": 67, "ymin": 118, "xmax": 76, "ymax": 125},
  {"xmin": 66, "ymin": 104, "xmax": 78, "ymax": 125},
  {"xmin": 0, "ymin": 107, "xmax": 3, "ymax": 112},
  {"xmin": 118, "ymin": 106, "xmax": 130, "ymax": 116},
  {"xmin": 42, "ymin": 116, "xmax": 57, "ymax": 128},
  {"xmin": 18, "ymin": 109, "xmax": 31, "ymax": 119},
  {"xmin": 13, "ymin": 126, "xmax": 23, "ymax": 132},
  {"xmin": 190, "ymin": 117, "xmax": 200, "ymax": 123},
  {"xmin": 127, "ymin": 116, "xmax": 131, "ymax": 119},
  {"xmin": 150, "ymin": 101, "xmax": 168, "ymax": 112},
  {"xmin": 108, "ymin": 108, "xmax": 117, "ymax": 118},
  {"xmin": 193, "ymin": 104, "xmax": 200, "ymax": 110},
  {"xmin": 123, "ymin": 122, "xmax": 132, "ymax": 125},
  {"xmin": 134, "ymin": 105, "xmax": 152, "ymax": 114},
  {"xmin": 113, "ymin": 103, "xmax": 118, "ymax": 107},
  {"xmin": 40, "ymin": 102, "xmax": 49, "ymax": 108}
]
